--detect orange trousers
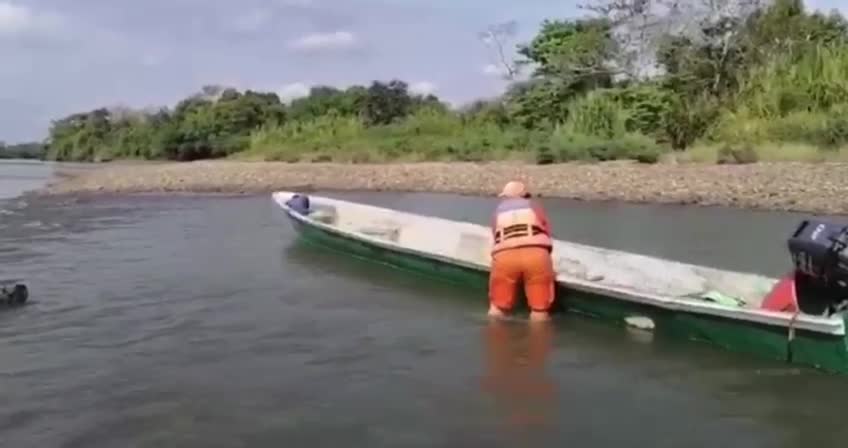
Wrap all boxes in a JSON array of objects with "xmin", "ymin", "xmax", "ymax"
[{"xmin": 489, "ymin": 246, "xmax": 555, "ymax": 312}]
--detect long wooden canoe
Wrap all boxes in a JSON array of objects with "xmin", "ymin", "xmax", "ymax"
[{"xmin": 272, "ymin": 191, "xmax": 848, "ymax": 374}]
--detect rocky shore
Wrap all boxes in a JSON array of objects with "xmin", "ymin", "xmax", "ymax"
[{"xmin": 37, "ymin": 160, "xmax": 848, "ymax": 215}]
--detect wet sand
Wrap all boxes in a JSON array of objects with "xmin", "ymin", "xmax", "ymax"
[{"xmin": 36, "ymin": 160, "xmax": 848, "ymax": 215}]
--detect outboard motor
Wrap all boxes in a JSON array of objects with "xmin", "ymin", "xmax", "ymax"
[
  {"xmin": 1, "ymin": 283, "xmax": 28, "ymax": 305},
  {"xmin": 780, "ymin": 219, "xmax": 848, "ymax": 315},
  {"xmin": 285, "ymin": 194, "xmax": 311, "ymax": 215}
]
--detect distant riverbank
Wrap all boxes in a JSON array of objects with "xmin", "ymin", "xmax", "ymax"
[{"xmin": 33, "ymin": 160, "xmax": 848, "ymax": 216}]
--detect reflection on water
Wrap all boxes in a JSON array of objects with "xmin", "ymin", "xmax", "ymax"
[{"xmin": 482, "ymin": 319, "xmax": 556, "ymax": 435}]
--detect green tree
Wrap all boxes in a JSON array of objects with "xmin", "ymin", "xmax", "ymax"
[
  {"xmin": 362, "ymin": 80, "xmax": 413, "ymax": 125},
  {"xmin": 288, "ymin": 86, "xmax": 365, "ymax": 121},
  {"xmin": 517, "ymin": 18, "xmax": 618, "ymax": 90},
  {"xmin": 503, "ymin": 18, "xmax": 619, "ymax": 128}
]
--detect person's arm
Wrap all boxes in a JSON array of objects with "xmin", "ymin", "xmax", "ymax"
[{"xmin": 532, "ymin": 201, "xmax": 552, "ymax": 237}]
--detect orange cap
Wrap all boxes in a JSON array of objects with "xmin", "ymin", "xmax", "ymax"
[{"xmin": 498, "ymin": 180, "xmax": 529, "ymax": 198}]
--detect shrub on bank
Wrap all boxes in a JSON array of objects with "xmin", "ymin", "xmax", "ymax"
[
  {"xmin": 709, "ymin": 44, "xmax": 848, "ymax": 150},
  {"xmin": 543, "ymin": 131, "xmax": 663, "ymax": 163},
  {"xmin": 677, "ymin": 141, "xmax": 848, "ymax": 163},
  {"xmin": 246, "ymin": 111, "xmax": 668, "ymax": 164}
]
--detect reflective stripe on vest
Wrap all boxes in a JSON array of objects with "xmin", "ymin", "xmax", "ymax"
[{"xmin": 491, "ymin": 198, "xmax": 552, "ymax": 254}]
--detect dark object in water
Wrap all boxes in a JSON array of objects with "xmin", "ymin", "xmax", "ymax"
[
  {"xmin": 285, "ymin": 194, "xmax": 311, "ymax": 215},
  {"xmin": 786, "ymin": 219, "xmax": 848, "ymax": 315},
  {"xmin": 1, "ymin": 283, "xmax": 28, "ymax": 305}
]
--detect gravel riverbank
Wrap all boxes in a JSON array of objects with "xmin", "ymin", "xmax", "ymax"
[{"xmin": 36, "ymin": 160, "xmax": 848, "ymax": 215}]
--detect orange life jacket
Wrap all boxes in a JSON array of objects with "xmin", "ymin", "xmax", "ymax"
[{"xmin": 491, "ymin": 198, "xmax": 553, "ymax": 255}]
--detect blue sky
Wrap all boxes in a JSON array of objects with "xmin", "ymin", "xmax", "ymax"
[{"xmin": 0, "ymin": 0, "xmax": 845, "ymax": 142}]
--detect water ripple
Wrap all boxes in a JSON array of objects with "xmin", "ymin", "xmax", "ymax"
[{"xmin": 0, "ymin": 185, "xmax": 844, "ymax": 447}]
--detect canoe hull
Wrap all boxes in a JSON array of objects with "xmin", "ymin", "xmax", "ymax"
[{"xmin": 283, "ymin": 208, "xmax": 848, "ymax": 375}]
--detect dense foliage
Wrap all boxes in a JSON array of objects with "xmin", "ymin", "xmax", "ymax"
[{"xmin": 35, "ymin": 0, "xmax": 848, "ymax": 163}]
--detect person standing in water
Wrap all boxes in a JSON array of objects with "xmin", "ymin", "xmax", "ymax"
[{"xmin": 488, "ymin": 181, "xmax": 556, "ymax": 322}]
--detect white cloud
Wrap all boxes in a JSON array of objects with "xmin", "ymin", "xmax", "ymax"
[
  {"xmin": 287, "ymin": 30, "xmax": 358, "ymax": 52},
  {"xmin": 409, "ymin": 81, "xmax": 436, "ymax": 96},
  {"xmin": 0, "ymin": 2, "xmax": 33, "ymax": 35},
  {"xmin": 806, "ymin": 1, "xmax": 848, "ymax": 14},
  {"xmin": 481, "ymin": 63, "xmax": 509, "ymax": 77},
  {"xmin": 0, "ymin": 2, "xmax": 67, "ymax": 41},
  {"xmin": 277, "ymin": 82, "xmax": 311, "ymax": 103}
]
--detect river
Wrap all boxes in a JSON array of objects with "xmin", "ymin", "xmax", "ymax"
[
  {"xmin": 0, "ymin": 159, "xmax": 56, "ymax": 200},
  {"xmin": 1, "ymin": 160, "xmax": 846, "ymax": 447}
]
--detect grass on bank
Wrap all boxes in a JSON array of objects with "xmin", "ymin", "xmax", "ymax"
[
  {"xmin": 697, "ymin": 44, "xmax": 848, "ymax": 162},
  {"xmin": 239, "ymin": 111, "xmax": 848, "ymax": 165},
  {"xmin": 674, "ymin": 142, "xmax": 848, "ymax": 163},
  {"xmin": 240, "ymin": 106, "xmax": 668, "ymax": 164}
]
